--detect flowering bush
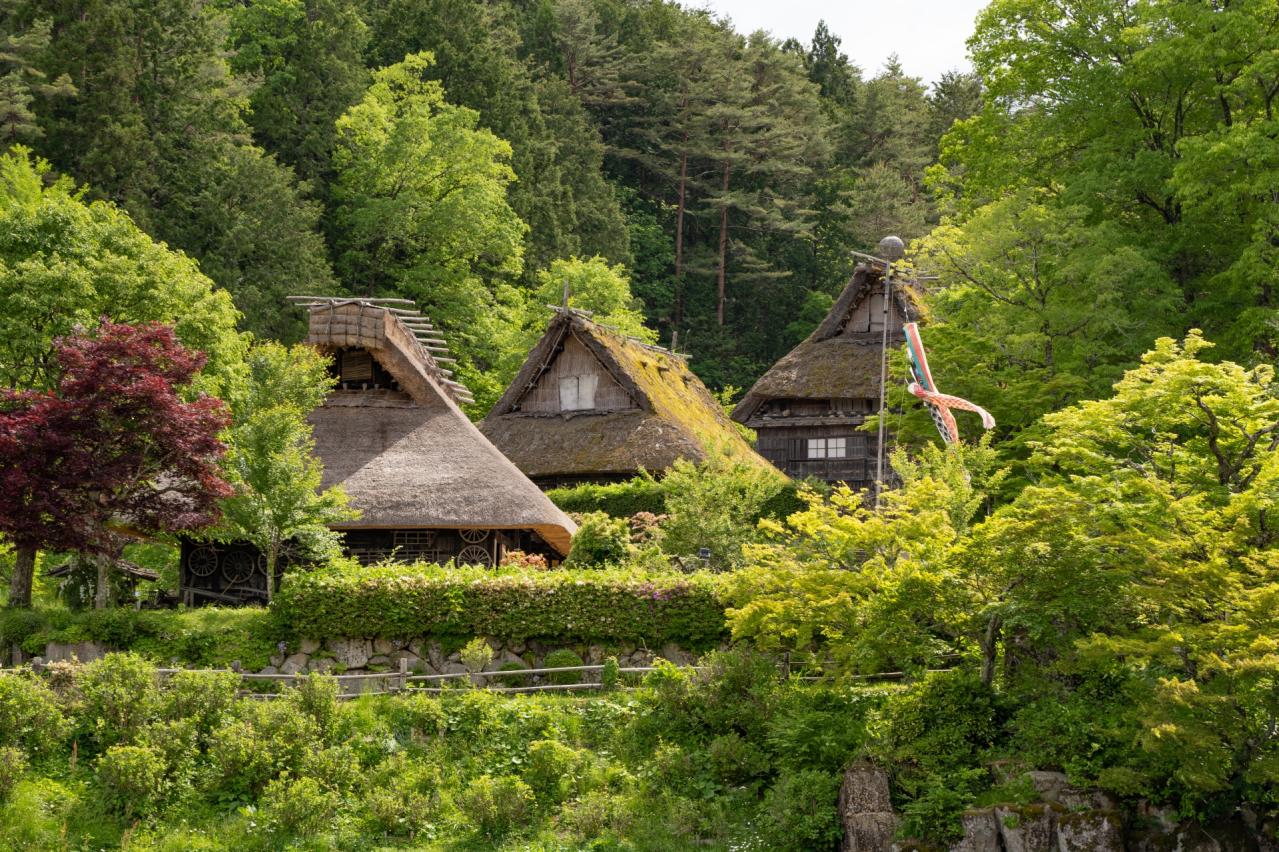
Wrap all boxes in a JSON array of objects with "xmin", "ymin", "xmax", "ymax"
[{"xmin": 272, "ymin": 563, "xmax": 726, "ymax": 647}]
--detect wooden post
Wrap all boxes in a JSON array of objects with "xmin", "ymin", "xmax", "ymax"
[{"xmin": 398, "ymin": 657, "xmax": 409, "ymax": 692}]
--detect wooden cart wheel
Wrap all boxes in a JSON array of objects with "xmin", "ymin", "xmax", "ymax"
[{"xmin": 187, "ymin": 546, "xmax": 218, "ymax": 578}]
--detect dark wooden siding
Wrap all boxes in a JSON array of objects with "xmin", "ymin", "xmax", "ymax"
[{"xmin": 755, "ymin": 422, "xmax": 880, "ymax": 488}]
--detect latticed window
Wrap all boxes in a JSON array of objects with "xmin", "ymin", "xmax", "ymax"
[{"xmin": 806, "ymin": 437, "xmax": 847, "ymax": 459}]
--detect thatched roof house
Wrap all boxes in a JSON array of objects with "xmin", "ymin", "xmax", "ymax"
[
  {"xmin": 481, "ymin": 309, "xmax": 766, "ymax": 488},
  {"xmin": 304, "ymin": 298, "xmax": 576, "ymax": 559},
  {"xmin": 731, "ymin": 261, "xmax": 921, "ymax": 486},
  {"xmin": 180, "ymin": 298, "xmax": 575, "ymax": 603}
]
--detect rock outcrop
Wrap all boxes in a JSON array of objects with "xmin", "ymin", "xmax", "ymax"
[{"xmin": 840, "ymin": 763, "xmax": 899, "ymax": 852}]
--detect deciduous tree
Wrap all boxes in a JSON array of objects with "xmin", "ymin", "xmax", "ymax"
[
  {"xmin": 0, "ymin": 322, "xmax": 231, "ymax": 608},
  {"xmin": 215, "ymin": 342, "xmax": 352, "ymax": 601}
]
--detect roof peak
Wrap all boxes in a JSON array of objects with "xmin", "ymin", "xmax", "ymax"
[
  {"xmin": 550, "ymin": 307, "xmax": 686, "ymax": 360},
  {"xmin": 287, "ymin": 295, "xmax": 473, "ymax": 406}
]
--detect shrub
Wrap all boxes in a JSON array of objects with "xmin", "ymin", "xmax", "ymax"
[
  {"xmin": 460, "ymin": 637, "xmax": 494, "ymax": 675},
  {"xmin": 565, "ymin": 511, "xmax": 632, "ymax": 566},
  {"xmin": 875, "ymin": 669, "xmax": 1005, "ymax": 778},
  {"xmin": 288, "ymin": 673, "xmax": 339, "ymax": 740},
  {"xmin": 767, "ymin": 686, "xmax": 888, "ymax": 774},
  {"xmin": 161, "ymin": 669, "xmax": 239, "ymax": 736},
  {"xmin": 135, "ymin": 717, "xmax": 198, "ymax": 789},
  {"xmin": 0, "ymin": 674, "xmax": 68, "ymax": 757},
  {"xmin": 262, "ymin": 774, "xmax": 339, "ymax": 838},
  {"xmin": 455, "ymin": 774, "xmax": 535, "ymax": 839},
  {"xmin": 79, "ymin": 652, "xmax": 159, "ymax": 749},
  {"xmin": 707, "ymin": 732, "xmax": 770, "ymax": 786},
  {"xmin": 547, "ymin": 476, "xmax": 666, "ymax": 518},
  {"xmin": 0, "ymin": 746, "xmax": 27, "ymax": 801},
  {"xmin": 300, "ymin": 745, "xmax": 360, "ymax": 793},
  {"xmin": 560, "ymin": 789, "xmax": 633, "ymax": 839},
  {"xmin": 543, "ymin": 649, "xmax": 585, "ymax": 685},
  {"xmin": 97, "ymin": 744, "xmax": 168, "ymax": 818},
  {"xmin": 658, "ymin": 448, "xmax": 789, "ymax": 568},
  {"xmin": 897, "ymin": 768, "xmax": 988, "ymax": 842},
  {"xmin": 273, "ymin": 563, "xmax": 727, "ymax": 647},
  {"xmin": 207, "ymin": 701, "xmax": 320, "ymax": 798},
  {"xmin": 601, "ymin": 656, "xmax": 621, "ymax": 691},
  {"xmin": 494, "ymin": 661, "xmax": 530, "ymax": 687},
  {"xmin": 522, "ymin": 739, "xmax": 580, "ymax": 804},
  {"xmin": 754, "ymin": 769, "xmax": 844, "ymax": 851}
]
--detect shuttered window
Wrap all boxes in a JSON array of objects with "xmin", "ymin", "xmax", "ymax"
[{"xmin": 559, "ymin": 374, "xmax": 599, "ymax": 411}]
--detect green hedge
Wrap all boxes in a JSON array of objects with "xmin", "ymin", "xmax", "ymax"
[
  {"xmin": 273, "ymin": 564, "xmax": 727, "ymax": 648},
  {"xmin": 546, "ymin": 477, "xmax": 666, "ymax": 517},
  {"xmin": 547, "ymin": 475, "xmax": 815, "ymax": 521}
]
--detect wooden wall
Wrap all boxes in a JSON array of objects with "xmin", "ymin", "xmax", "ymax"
[
  {"xmin": 519, "ymin": 334, "xmax": 634, "ymax": 413},
  {"xmin": 841, "ymin": 291, "xmax": 905, "ymax": 336},
  {"xmin": 755, "ymin": 422, "xmax": 878, "ymax": 486}
]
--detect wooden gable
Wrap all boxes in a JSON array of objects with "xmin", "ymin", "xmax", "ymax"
[
  {"xmin": 514, "ymin": 333, "xmax": 636, "ymax": 414},
  {"xmin": 838, "ymin": 287, "xmax": 906, "ymax": 337}
]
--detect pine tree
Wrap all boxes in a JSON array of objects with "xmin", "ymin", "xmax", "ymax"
[
  {"xmin": 21, "ymin": 0, "xmax": 336, "ymax": 340},
  {"xmin": 226, "ymin": 0, "xmax": 370, "ymax": 190},
  {"xmin": 0, "ymin": 15, "xmax": 73, "ymax": 145}
]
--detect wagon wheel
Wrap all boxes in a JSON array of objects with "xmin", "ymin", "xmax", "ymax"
[
  {"xmin": 459, "ymin": 528, "xmax": 490, "ymax": 544},
  {"xmin": 222, "ymin": 551, "xmax": 255, "ymax": 585},
  {"xmin": 187, "ymin": 546, "xmax": 219, "ymax": 578},
  {"xmin": 456, "ymin": 545, "xmax": 493, "ymax": 567}
]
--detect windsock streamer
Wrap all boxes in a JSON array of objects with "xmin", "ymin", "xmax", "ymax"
[{"xmin": 903, "ymin": 322, "xmax": 995, "ymax": 444}]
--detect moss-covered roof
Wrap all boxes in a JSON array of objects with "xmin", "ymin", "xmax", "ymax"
[
  {"xmin": 481, "ymin": 310, "xmax": 769, "ymax": 479},
  {"xmin": 732, "ymin": 264, "xmax": 923, "ymax": 424}
]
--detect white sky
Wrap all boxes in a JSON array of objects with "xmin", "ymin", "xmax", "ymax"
[{"xmin": 696, "ymin": 0, "xmax": 989, "ymax": 85}]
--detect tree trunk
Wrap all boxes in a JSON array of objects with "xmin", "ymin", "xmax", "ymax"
[
  {"xmin": 980, "ymin": 613, "xmax": 1002, "ymax": 687},
  {"xmin": 7, "ymin": 545, "xmax": 36, "ymax": 608},
  {"xmin": 716, "ymin": 162, "xmax": 731, "ymax": 326},
  {"xmin": 265, "ymin": 537, "xmax": 279, "ymax": 604},
  {"xmin": 94, "ymin": 554, "xmax": 112, "ymax": 610},
  {"xmin": 673, "ymin": 143, "xmax": 688, "ymax": 327}
]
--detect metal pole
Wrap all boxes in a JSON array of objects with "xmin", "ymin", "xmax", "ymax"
[{"xmin": 874, "ymin": 263, "xmax": 892, "ymax": 509}]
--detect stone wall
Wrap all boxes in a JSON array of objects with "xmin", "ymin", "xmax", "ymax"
[
  {"xmin": 839, "ymin": 766, "xmax": 1278, "ymax": 852},
  {"xmin": 263, "ymin": 636, "xmax": 697, "ymax": 679}
]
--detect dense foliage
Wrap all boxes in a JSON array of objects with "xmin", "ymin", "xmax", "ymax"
[
  {"xmin": 0, "ymin": 0, "xmax": 963, "ymax": 395},
  {"xmin": 0, "ymin": 322, "xmax": 232, "ymax": 608},
  {"xmin": 273, "ymin": 562, "xmax": 727, "ymax": 648},
  {"xmin": 0, "ymin": 650, "xmax": 876, "ymax": 850},
  {"xmin": 728, "ymin": 333, "xmax": 1279, "ymax": 836}
]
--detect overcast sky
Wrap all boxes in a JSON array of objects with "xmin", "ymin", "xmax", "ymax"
[{"xmin": 696, "ymin": 0, "xmax": 989, "ymax": 86}]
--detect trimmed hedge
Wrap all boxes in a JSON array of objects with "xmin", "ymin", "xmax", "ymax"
[
  {"xmin": 546, "ymin": 477, "xmax": 666, "ymax": 518},
  {"xmin": 273, "ymin": 564, "xmax": 727, "ymax": 648},
  {"xmin": 547, "ymin": 474, "xmax": 815, "ymax": 522}
]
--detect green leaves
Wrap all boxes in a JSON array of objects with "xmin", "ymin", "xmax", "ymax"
[
  {"xmin": 0, "ymin": 148, "xmax": 244, "ymax": 395},
  {"xmin": 272, "ymin": 562, "xmax": 727, "ymax": 648},
  {"xmin": 215, "ymin": 342, "xmax": 353, "ymax": 598}
]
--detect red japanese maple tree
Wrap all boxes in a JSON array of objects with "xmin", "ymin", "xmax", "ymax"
[{"xmin": 0, "ymin": 321, "xmax": 232, "ymax": 607}]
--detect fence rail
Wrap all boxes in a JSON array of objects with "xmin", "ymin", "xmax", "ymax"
[{"xmin": 0, "ymin": 656, "xmax": 955, "ymax": 699}]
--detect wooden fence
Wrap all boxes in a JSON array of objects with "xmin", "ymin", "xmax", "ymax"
[{"xmin": 0, "ymin": 656, "xmax": 952, "ymax": 699}]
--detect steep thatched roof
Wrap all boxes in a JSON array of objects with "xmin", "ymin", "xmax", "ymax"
[
  {"xmin": 732, "ymin": 264, "xmax": 922, "ymax": 425},
  {"xmin": 481, "ymin": 309, "xmax": 768, "ymax": 480},
  {"xmin": 300, "ymin": 298, "xmax": 576, "ymax": 555}
]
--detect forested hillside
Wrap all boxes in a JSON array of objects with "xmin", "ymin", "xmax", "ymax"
[{"xmin": 0, "ymin": 0, "xmax": 972, "ymax": 407}]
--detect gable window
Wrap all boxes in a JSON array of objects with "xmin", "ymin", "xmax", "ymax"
[
  {"xmin": 559, "ymin": 374, "xmax": 599, "ymax": 411},
  {"xmin": 807, "ymin": 437, "xmax": 847, "ymax": 459}
]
